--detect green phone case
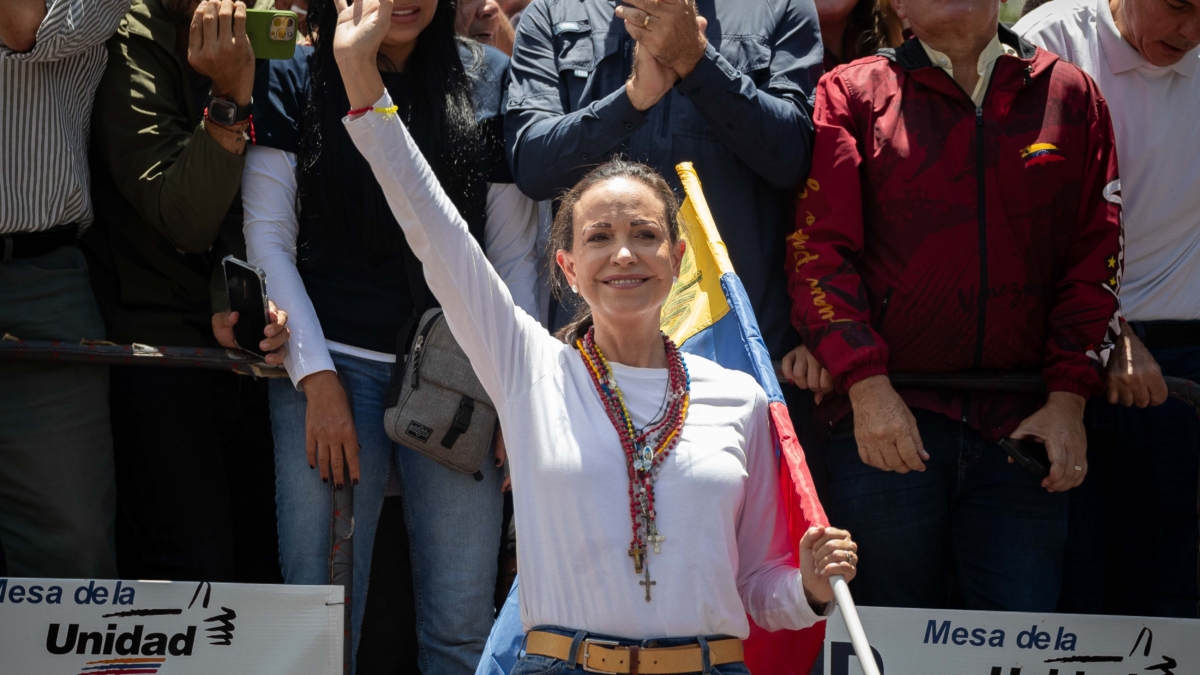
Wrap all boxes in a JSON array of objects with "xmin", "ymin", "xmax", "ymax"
[{"xmin": 245, "ymin": 9, "xmax": 298, "ymax": 60}]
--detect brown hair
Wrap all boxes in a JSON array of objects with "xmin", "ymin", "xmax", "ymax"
[{"xmin": 549, "ymin": 158, "xmax": 683, "ymax": 344}]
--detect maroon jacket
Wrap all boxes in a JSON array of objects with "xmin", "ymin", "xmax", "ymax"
[{"xmin": 787, "ymin": 28, "xmax": 1123, "ymax": 439}]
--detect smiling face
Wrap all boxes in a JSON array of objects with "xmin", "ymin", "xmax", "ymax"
[
  {"xmin": 555, "ymin": 177, "xmax": 685, "ymax": 330},
  {"xmin": 1115, "ymin": 0, "xmax": 1200, "ymax": 65},
  {"xmin": 380, "ymin": 0, "xmax": 438, "ymax": 52}
]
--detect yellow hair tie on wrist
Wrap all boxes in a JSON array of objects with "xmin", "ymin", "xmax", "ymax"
[{"xmin": 374, "ymin": 105, "xmax": 399, "ymax": 117}]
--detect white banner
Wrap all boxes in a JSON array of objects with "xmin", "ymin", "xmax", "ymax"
[
  {"xmin": 825, "ymin": 605, "xmax": 1200, "ymax": 675},
  {"xmin": 0, "ymin": 578, "xmax": 342, "ymax": 674}
]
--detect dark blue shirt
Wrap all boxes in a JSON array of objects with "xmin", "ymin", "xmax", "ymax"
[
  {"xmin": 253, "ymin": 43, "xmax": 511, "ymax": 354},
  {"xmin": 505, "ymin": 0, "xmax": 823, "ymax": 358}
]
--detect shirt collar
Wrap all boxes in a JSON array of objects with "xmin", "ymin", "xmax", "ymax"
[
  {"xmin": 1097, "ymin": 0, "xmax": 1199, "ymax": 77},
  {"xmin": 920, "ymin": 34, "xmax": 1013, "ymax": 78}
]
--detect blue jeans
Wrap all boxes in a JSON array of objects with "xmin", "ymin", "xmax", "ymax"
[
  {"xmin": 511, "ymin": 627, "xmax": 751, "ymax": 675},
  {"xmin": 1088, "ymin": 341, "xmax": 1200, "ymax": 617},
  {"xmin": 270, "ymin": 351, "xmax": 503, "ymax": 673},
  {"xmin": 824, "ymin": 408, "xmax": 1068, "ymax": 611}
]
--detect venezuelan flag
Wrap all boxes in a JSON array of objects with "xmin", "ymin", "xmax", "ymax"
[{"xmin": 475, "ymin": 164, "xmax": 829, "ymax": 675}]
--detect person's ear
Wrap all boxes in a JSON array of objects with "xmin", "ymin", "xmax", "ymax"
[
  {"xmin": 671, "ymin": 239, "xmax": 686, "ymax": 278},
  {"xmin": 891, "ymin": 0, "xmax": 908, "ymax": 21},
  {"xmin": 556, "ymin": 249, "xmax": 578, "ymax": 292}
]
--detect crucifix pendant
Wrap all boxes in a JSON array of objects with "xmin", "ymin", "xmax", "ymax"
[
  {"xmin": 640, "ymin": 565, "xmax": 656, "ymax": 602},
  {"xmin": 628, "ymin": 547, "xmax": 646, "ymax": 574},
  {"xmin": 648, "ymin": 532, "xmax": 666, "ymax": 555}
]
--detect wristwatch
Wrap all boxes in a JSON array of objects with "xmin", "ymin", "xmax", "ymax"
[{"xmin": 205, "ymin": 94, "xmax": 253, "ymax": 126}]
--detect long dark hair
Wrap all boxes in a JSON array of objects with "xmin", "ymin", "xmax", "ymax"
[
  {"xmin": 550, "ymin": 159, "xmax": 683, "ymax": 344},
  {"xmin": 297, "ymin": 0, "xmax": 481, "ymax": 258}
]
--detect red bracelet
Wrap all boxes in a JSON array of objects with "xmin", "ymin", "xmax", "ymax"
[{"xmin": 348, "ymin": 106, "xmax": 372, "ymax": 116}]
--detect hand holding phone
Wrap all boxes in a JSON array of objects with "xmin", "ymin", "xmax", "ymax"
[
  {"xmin": 222, "ymin": 256, "xmax": 272, "ymax": 358},
  {"xmin": 998, "ymin": 437, "xmax": 1050, "ymax": 479}
]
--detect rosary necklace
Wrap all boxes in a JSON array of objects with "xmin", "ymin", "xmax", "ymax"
[{"xmin": 578, "ymin": 327, "xmax": 690, "ymax": 601}]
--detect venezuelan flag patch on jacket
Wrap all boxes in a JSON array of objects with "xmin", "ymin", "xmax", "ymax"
[{"xmin": 1020, "ymin": 143, "xmax": 1065, "ymax": 167}]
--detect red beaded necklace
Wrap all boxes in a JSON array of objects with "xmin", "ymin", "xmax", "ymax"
[{"xmin": 577, "ymin": 327, "xmax": 690, "ymax": 602}]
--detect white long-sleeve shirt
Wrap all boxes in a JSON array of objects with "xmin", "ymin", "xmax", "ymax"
[
  {"xmin": 241, "ymin": 146, "xmax": 540, "ymax": 388},
  {"xmin": 343, "ymin": 92, "xmax": 825, "ymax": 638}
]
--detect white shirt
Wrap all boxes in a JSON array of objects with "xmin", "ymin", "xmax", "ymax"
[
  {"xmin": 241, "ymin": 146, "xmax": 540, "ymax": 387},
  {"xmin": 343, "ymin": 92, "xmax": 825, "ymax": 638},
  {"xmin": 1017, "ymin": 0, "xmax": 1200, "ymax": 320},
  {"xmin": 921, "ymin": 34, "xmax": 1018, "ymax": 105}
]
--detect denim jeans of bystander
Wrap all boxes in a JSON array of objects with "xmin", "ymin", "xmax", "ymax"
[
  {"xmin": 270, "ymin": 350, "xmax": 503, "ymax": 674},
  {"xmin": 824, "ymin": 408, "xmax": 1068, "ymax": 610}
]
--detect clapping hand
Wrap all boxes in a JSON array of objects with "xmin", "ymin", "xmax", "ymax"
[{"xmin": 615, "ymin": 0, "xmax": 708, "ymax": 78}]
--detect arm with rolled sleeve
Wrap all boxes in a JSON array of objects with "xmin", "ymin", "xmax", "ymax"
[
  {"xmin": 787, "ymin": 72, "xmax": 889, "ymax": 393},
  {"xmin": 674, "ymin": 0, "xmax": 821, "ymax": 190},
  {"xmin": 1043, "ymin": 87, "xmax": 1123, "ymax": 397},
  {"xmin": 0, "ymin": 0, "xmax": 128, "ymax": 60},
  {"xmin": 504, "ymin": 2, "xmax": 647, "ymax": 201},
  {"xmin": 92, "ymin": 34, "xmax": 244, "ymax": 253}
]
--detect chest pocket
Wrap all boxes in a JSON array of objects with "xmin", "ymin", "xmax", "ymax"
[
  {"xmin": 671, "ymin": 34, "xmax": 772, "ymax": 140},
  {"xmin": 553, "ymin": 22, "xmax": 625, "ymax": 111}
]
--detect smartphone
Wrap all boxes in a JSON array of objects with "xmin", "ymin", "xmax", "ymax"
[
  {"xmin": 998, "ymin": 437, "xmax": 1050, "ymax": 479},
  {"xmin": 222, "ymin": 256, "xmax": 270, "ymax": 358},
  {"xmin": 245, "ymin": 9, "xmax": 298, "ymax": 60}
]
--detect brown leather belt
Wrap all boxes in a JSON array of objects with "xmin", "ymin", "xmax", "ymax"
[{"xmin": 525, "ymin": 631, "xmax": 744, "ymax": 674}]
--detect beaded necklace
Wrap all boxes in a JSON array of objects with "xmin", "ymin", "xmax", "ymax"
[{"xmin": 577, "ymin": 327, "xmax": 690, "ymax": 601}]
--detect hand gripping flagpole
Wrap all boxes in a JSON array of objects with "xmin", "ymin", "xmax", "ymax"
[{"xmin": 830, "ymin": 575, "xmax": 880, "ymax": 675}]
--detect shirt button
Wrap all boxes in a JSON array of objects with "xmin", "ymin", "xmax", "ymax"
[
  {"xmin": 690, "ymin": 86, "xmax": 701, "ymax": 95},
  {"xmin": 624, "ymin": 123, "xmax": 634, "ymax": 131},
  {"xmin": 581, "ymin": 153, "xmax": 590, "ymax": 160}
]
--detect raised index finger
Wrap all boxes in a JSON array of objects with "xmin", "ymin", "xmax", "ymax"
[{"xmin": 332, "ymin": 0, "xmax": 348, "ymax": 15}]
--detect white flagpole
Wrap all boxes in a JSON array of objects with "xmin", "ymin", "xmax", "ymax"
[{"xmin": 830, "ymin": 575, "xmax": 880, "ymax": 675}]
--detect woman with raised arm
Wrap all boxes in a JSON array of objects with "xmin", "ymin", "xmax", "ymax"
[
  {"xmin": 332, "ymin": 1, "xmax": 860, "ymax": 672},
  {"xmin": 241, "ymin": 0, "xmax": 538, "ymax": 671}
]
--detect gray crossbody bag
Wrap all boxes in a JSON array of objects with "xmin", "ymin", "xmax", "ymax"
[{"xmin": 383, "ymin": 308, "xmax": 496, "ymax": 479}]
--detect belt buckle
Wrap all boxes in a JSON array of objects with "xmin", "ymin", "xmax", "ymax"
[{"xmin": 581, "ymin": 638, "xmax": 623, "ymax": 674}]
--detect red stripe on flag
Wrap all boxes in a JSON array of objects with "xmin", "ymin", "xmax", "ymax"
[{"xmin": 742, "ymin": 402, "xmax": 831, "ymax": 675}]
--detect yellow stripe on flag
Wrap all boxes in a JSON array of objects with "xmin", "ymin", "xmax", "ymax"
[{"xmin": 660, "ymin": 163, "xmax": 733, "ymax": 346}]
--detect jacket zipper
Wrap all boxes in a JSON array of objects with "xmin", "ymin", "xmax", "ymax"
[
  {"xmin": 876, "ymin": 288, "xmax": 894, "ymax": 330},
  {"xmin": 972, "ymin": 104, "xmax": 987, "ymax": 368}
]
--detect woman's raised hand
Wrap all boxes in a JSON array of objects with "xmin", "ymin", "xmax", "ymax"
[{"xmin": 332, "ymin": 0, "xmax": 391, "ymax": 109}]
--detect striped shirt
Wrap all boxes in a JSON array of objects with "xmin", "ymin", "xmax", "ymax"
[{"xmin": 0, "ymin": 0, "xmax": 130, "ymax": 234}]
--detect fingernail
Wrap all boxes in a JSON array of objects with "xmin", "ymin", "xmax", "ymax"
[
  {"xmin": 260, "ymin": 341, "xmax": 270, "ymax": 350},
  {"xmin": 322, "ymin": 477, "xmax": 328, "ymax": 483},
  {"xmin": 352, "ymin": 479, "xmax": 359, "ymax": 486},
  {"xmin": 309, "ymin": 464, "xmax": 315, "ymax": 469},
  {"xmin": 787, "ymin": 378, "xmax": 794, "ymax": 385}
]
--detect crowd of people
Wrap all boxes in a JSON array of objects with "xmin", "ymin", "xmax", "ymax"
[{"xmin": 1, "ymin": 0, "xmax": 1197, "ymax": 672}]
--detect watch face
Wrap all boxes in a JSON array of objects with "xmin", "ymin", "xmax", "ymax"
[{"xmin": 209, "ymin": 98, "xmax": 238, "ymax": 125}]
